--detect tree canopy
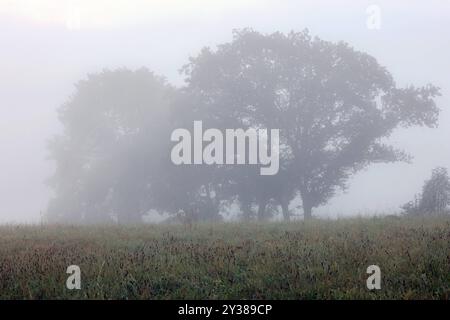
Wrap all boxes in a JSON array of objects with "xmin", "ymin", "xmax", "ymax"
[{"xmin": 47, "ymin": 30, "xmax": 441, "ymax": 224}]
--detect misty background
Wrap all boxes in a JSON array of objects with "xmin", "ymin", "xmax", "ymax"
[{"xmin": 1, "ymin": 0, "xmax": 449, "ymax": 223}]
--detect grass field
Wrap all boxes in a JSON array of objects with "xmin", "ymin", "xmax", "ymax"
[{"xmin": 0, "ymin": 216, "xmax": 449, "ymax": 299}]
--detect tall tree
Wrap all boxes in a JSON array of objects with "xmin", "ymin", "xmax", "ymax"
[
  {"xmin": 182, "ymin": 29, "xmax": 441, "ymax": 219},
  {"xmin": 47, "ymin": 69, "xmax": 225, "ymax": 224},
  {"xmin": 47, "ymin": 68, "xmax": 174, "ymax": 224}
]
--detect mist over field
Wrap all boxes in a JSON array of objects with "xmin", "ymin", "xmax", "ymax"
[
  {"xmin": 0, "ymin": 1, "xmax": 450, "ymax": 303},
  {"xmin": 0, "ymin": 0, "xmax": 449, "ymax": 223}
]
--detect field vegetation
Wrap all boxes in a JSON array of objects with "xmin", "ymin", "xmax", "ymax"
[{"xmin": 0, "ymin": 215, "xmax": 449, "ymax": 299}]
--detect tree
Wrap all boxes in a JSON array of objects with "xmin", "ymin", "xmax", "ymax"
[
  {"xmin": 182, "ymin": 29, "xmax": 441, "ymax": 219},
  {"xmin": 403, "ymin": 167, "xmax": 450, "ymax": 215},
  {"xmin": 421, "ymin": 167, "xmax": 450, "ymax": 214},
  {"xmin": 47, "ymin": 68, "xmax": 175, "ymax": 224},
  {"xmin": 47, "ymin": 30, "xmax": 442, "ymax": 224},
  {"xmin": 47, "ymin": 69, "xmax": 225, "ymax": 224}
]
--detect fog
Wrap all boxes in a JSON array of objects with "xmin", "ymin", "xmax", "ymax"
[{"xmin": 1, "ymin": 0, "xmax": 449, "ymax": 223}]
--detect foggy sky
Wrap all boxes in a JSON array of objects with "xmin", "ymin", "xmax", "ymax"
[{"xmin": 1, "ymin": 0, "xmax": 449, "ymax": 223}]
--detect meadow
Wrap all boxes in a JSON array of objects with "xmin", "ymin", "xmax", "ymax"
[{"xmin": 0, "ymin": 216, "xmax": 449, "ymax": 299}]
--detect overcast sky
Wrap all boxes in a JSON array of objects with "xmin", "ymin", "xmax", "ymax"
[{"xmin": 0, "ymin": 0, "xmax": 449, "ymax": 223}]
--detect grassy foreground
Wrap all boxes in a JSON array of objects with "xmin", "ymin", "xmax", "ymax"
[{"xmin": 0, "ymin": 216, "xmax": 449, "ymax": 299}]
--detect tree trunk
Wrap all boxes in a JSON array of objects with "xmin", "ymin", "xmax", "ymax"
[
  {"xmin": 257, "ymin": 199, "xmax": 267, "ymax": 221},
  {"xmin": 300, "ymin": 191, "xmax": 313, "ymax": 220},
  {"xmin": 280, "ymin": 200, "xmax": 290, "ymax": 221},
  {"xmin": 241, "ymin": 200, "xmax": 253, "ymax": 221},
  {"xmin": 303, "ymin": 205, "xmax": 313, "ymax": 220}
]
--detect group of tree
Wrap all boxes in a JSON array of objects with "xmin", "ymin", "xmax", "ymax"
[
  {"xmin": 402, "ymin": 167, "xmax": 450, "ymax": 216},
  {"xmin": 46, "ymin": 29, "xmax": 441, "ymax": 224}
]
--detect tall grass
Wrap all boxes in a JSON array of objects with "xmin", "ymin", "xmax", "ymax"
[{"xmin": 0, "ymin": 216, "xmax": 448, "ymax": 299}]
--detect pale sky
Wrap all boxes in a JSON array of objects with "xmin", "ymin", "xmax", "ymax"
[{"xmin": 0, "ymin": 0, "xmax": 449, "ymax": 222}]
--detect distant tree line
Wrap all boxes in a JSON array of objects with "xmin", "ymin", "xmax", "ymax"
[{"xmin": 46, "ymin": 29, "xmax": 441, "ymax": 224}]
